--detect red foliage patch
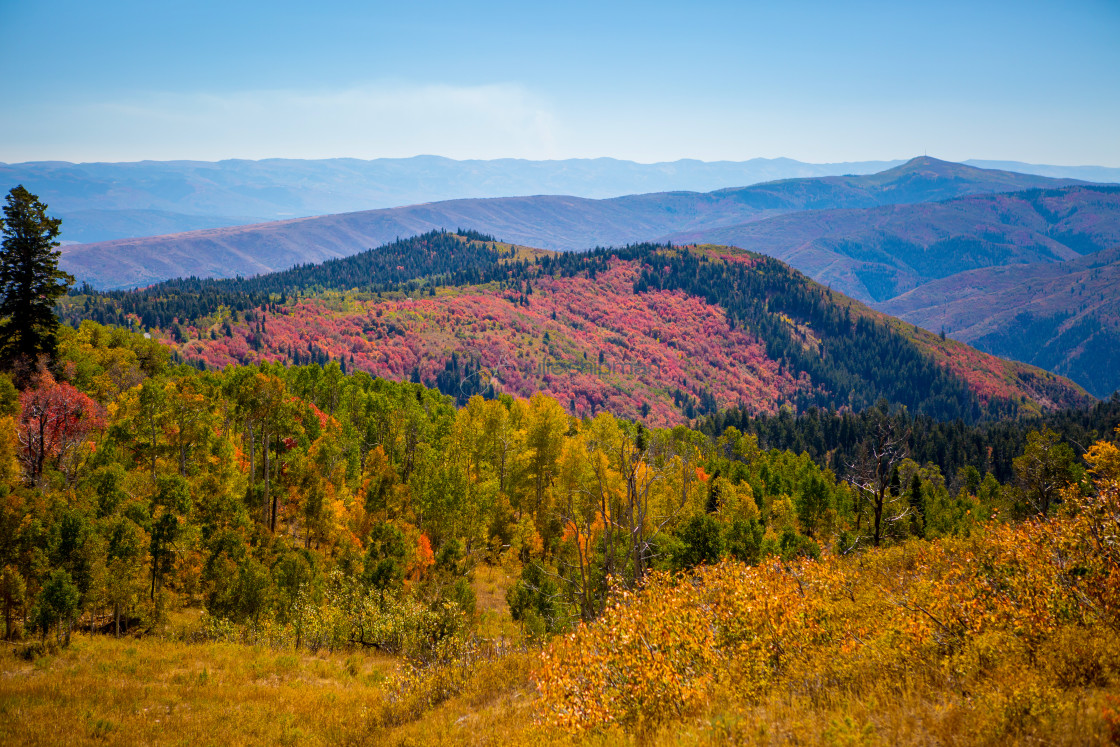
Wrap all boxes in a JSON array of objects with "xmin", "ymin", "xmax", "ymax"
[{"xmin": 169, "ymin": 260, "xmax": 806, "ymax": 425}]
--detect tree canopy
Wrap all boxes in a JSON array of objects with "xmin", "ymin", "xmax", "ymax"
[{"xmin": 0, "ymin": 186, "xmax": 72, "ymax": 376}]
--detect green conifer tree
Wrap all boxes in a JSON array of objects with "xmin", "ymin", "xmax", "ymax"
[{"xmin": 0, "ymin": 186, "xmax": 73, "ymax": 374}]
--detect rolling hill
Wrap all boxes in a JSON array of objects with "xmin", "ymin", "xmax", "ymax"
[
  {"xmin": 669, "ymin": 185, "xmax": 1120, "ymax": 302},
  {"xmin": 62, "ymin": 232, "xmax": 1091, "ymax": 426},
  {"xmin": 879, "ymin": 245, "xmax": 1120, "ymax": 397},
  {"xmin": 59, "ymin": 157, "xmax": 1087, "ymax": 289}
]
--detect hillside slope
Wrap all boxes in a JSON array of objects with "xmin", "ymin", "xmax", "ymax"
[
  {"xmin": 668, "ymin": 185, "xmax": 1120, "ymax": 302},
  {"xmin": 59, "ymin": 158, "xmax": 1087, "ymax": 289},
  {"xmin": 879, "ymin": 245, "xmax": 1120, "ymax": 397},
  {"xmin": 64, "ymin": 232, "xmax": 1090, "ymax": 425}
]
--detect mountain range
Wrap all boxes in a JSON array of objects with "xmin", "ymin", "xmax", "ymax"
[
  {"xmin": 670, "ymin": 185, "xmax": 1120, "ymax": 302},
  {"xmin": 59, "ymin": 157, "xmax": 1085, "ymax": 289},
  {"xmin": 7, "ymin": 155, "xmax": 1120, "ymax": 244},
  {"xmin": 47, "ymin": 158, "xmax": 1120, "ymax": 397}
]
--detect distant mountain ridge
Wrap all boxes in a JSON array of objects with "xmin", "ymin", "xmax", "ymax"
[
  {"xmin": 59, "ymin": 157, "xmax": 1087, "ymax": 289},
  {"xmin": 7, "ymin": 154, "xmax": 1117, "ymax": 244},
  {"xmin": 879, "ymin": 245, "xmax": 1120, "ymax": 397},
  {"xmin": 670, "ymin": 185, "xmax": 1120, "ymax": 302},
  {"xmin": 6, "ymin": 155, "xmax": 908, "ymax": 243}
]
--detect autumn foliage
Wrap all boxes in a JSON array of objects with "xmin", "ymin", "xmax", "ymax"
[
  {"xmin": 0, "ymin": 311, "xmax": 1115, "ymax": 744},
  {"xmin": 16, "ymin": 371, "xmax": 103, "ymax": 483},
  {"xmin": 534, "ymin": 440, "xmax": 1120, "ymax": 738}
]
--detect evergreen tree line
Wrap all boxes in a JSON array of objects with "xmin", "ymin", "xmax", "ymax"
[
  {"xmin": 63, "ymin": 230, "xmax": 515, "ymax": 330},
  {"xmin": 698, "ymin": 396, "xmax": 1120, "ymax": 485}
]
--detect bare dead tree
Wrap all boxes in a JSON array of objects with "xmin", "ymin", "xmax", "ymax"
[{"xmin": 846, "ymin": 418, "xmax": 911, "ymax": 547}]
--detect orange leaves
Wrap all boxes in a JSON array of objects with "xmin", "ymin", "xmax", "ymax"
[
  {"xmin": 535, "ymin": 454, "xmax": 1120, "ymax": 735},
  {"xmin": 535, "ymin": 572, "xmax": 719, "ymax": 733},
  {"xmin": 413, "ymin": 534, "xmax": 435, "ymax": 577},
  {"xmin": 534, "ymin": 560, "xmax": 834, "ymax": 733}
]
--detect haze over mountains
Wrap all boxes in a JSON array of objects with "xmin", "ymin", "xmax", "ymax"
[
  {"xmin": 670, "ymin": 185, "xmax": 1120, "ymax": 302},
  {"xmin": 59, "ymin": 157, "xmax": 1085, "ymax": 289},
  {"xmin": 6, "ymin": 155, "xmax": 1120, "ymax": 244}
]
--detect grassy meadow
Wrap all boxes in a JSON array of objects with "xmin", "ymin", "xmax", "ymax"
[
  {"xmin": 0, "ymin": 566, "xmax": 546, "ymax": 747},
  {"xmin": 4, "ymin": 545, "xmax": 1119, "ymax": 747}
]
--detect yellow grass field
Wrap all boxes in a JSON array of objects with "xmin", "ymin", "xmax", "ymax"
[
  {"xmin": 4, "ymin": 626, "xmax": 1116, "ymax": 747},
  {"xmin": 0, "ymin": 566, "xmax": 548, "ymax": 747},
  {"xmin": 0, "ymin": 633, "xmax": 551, "ymax": 746}
]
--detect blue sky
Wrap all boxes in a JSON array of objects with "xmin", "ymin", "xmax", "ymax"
[{"xmin": 2, "ymin": 0, "xmax": 1118, "ymax": 165}]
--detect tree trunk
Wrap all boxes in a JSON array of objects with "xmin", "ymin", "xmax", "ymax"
[
  {"xmin": 248, "ymin": 424, "xmax": 256, "ymax": 482},
  {"xmin": 873, "ymin": 488, "xmax": 884, "ymax": 547},
  {"xmin": 114, "ymin": 602, "xmax": 120, "ymax": 638},
  {"xmin": 265, "ymin": 432, "xmax": 274, "ymax": 532},
  {"xmin": 149, "ymin": 411, "xmax": 158, "ymax": 482},
  {"xmin": 36, "ymin": 411, "xmax": 47, "ymax": 483}
]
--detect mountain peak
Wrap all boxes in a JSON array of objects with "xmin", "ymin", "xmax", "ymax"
[
  {"xmin": 885, "ymin": 155, "xmax": 972, "ymax": 176},
  {"xmin": 904, "ymin": 155, "xmax": 951, "ymax": 166},
  {"xmin": 865, "ymin": 156, "xmax": 1086, "ymax": 192}
]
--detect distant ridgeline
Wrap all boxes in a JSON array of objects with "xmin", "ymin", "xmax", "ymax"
[
  {"xmin": 68, "ymin": 230, "xmax": 512, "ymax": 322},
  {"xmin": 62, "ymin": 230, "xmax": 1090, "ymax": 426}
]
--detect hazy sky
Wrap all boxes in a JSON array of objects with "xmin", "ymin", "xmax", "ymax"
[{"xmin": 2, "ymin": 0, "xmax": 1118, "ymax": 165}]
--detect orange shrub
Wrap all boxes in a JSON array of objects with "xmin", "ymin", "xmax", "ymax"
[{"xmin": 534, "ymin": 451, "xmax": 1120, "ymax": 736}]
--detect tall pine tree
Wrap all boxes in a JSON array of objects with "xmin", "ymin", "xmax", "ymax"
[{"xmin": 0, "ymin": 186, "xmax": 72, "ymax": 376}]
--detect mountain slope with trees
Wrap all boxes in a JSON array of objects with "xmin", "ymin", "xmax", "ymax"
[
  {"xmin": 878, "ymin": 244, "xmax": 1120, "ymax": 397},
  {"xmin": 61, "ymin": 232, "xmax": 1091, "ymax": 426},
  {"xmin": 4, "ymin": 188, "xmax": 1119, "ymax": 747}
]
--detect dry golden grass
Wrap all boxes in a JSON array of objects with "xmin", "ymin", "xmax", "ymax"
[
  {"xmin": 0, "ymin": 634, "xmax": 394, "ymax": 746},
  {"xmin": 0, "ymin": 632, "xmax": 546, "ymax": 746},
  {"xmin": 0, "ymin": 631, "xmax": 563, "ymax": 747},
  {"xmin": 471, "ymin": 561, "xmax": 521, "ymax": 641},
  {"xmin": 6, "ymin": 513, "xmax": 1120, "ymax": 747},
  {"xmin": 3, "ymin": 623, "xmax": 1115, "ymax": 746}
]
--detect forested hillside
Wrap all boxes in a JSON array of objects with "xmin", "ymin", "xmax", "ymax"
[
  {"xmin": 880, "ymin": 245, "xmax": 1120, "ymax": 397},
  {"xmin": 61, "ymin": 232, "xmax": 1090, "ymax": 427},
  {"xmin": 2, "ymin": 319, "xmax": 1119, "ymax": 744},
  {"xmin": 4, "ymin": 189, "xmax": 1118, "ymax": 746}
]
